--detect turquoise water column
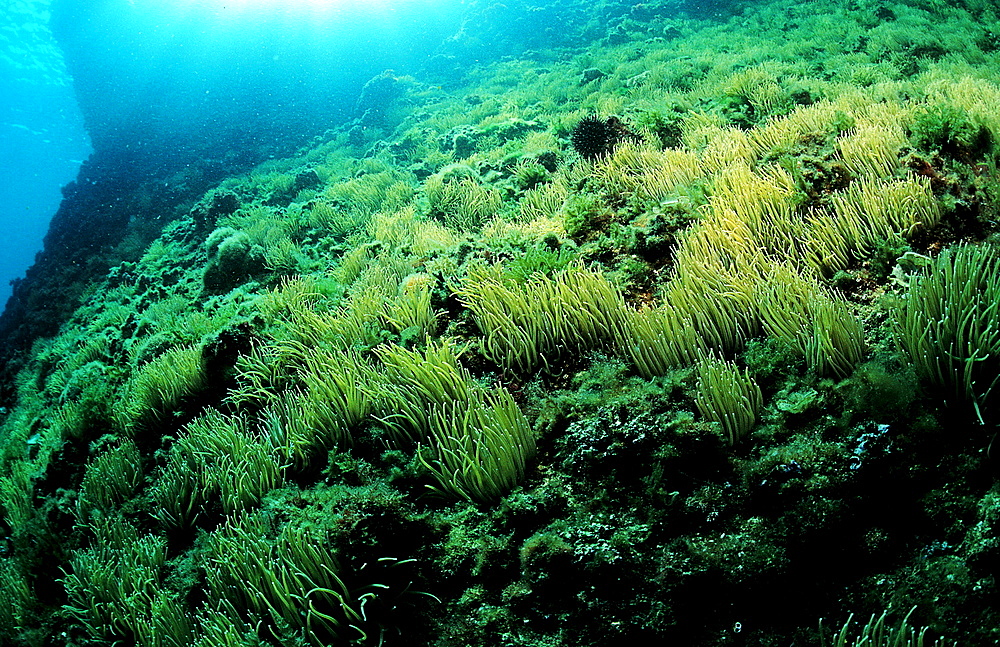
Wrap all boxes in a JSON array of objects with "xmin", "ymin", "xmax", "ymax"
[{"xmin": 0, "ymin": 0, "xmax": 90, "ymax": 313}]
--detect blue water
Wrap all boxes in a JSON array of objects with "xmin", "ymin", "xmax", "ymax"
[
  {"xmin": 1, "ymin": 0, "xmax": 470, "ymax": 314},
  {"xmin": 0, "ymin": 0, "xmax": 90, "ymax": 312}
]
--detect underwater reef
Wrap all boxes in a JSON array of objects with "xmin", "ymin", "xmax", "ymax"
[{"xmin": 2, "ymin": 0, "xmax": 1000, "ymax": 644}]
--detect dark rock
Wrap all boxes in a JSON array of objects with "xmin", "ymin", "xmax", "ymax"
[
  {"xmin": 293, "ymin": 169, "xmax": 322, "ymax": 193},
  {"xmin": 580, "ymin": 67, "xmax": 606, "ymax": 84}
]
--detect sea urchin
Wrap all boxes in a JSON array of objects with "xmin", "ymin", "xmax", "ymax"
[{"xmin": 571, "ymin": 115, "xmax": 638, "ymax": 160}]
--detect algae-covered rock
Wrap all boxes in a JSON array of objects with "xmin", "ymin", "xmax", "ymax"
[
  {"xmin": 202, "ymin": 227, "xmax": 266, "ymax": 292},
  {"xmin": 6, "ymin": 1, "xmax": 1000, "ymax": 645}
]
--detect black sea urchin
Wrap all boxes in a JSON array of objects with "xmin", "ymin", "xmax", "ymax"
[
  {"xmin": 571, "ymin": 115, "xmax": 612, "ymax": 160},
  {"xmin": 571, "ymin": 115, "xmax": 638, "ymax": 160}
]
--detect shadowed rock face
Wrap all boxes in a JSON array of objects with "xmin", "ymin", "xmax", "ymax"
[
  {"xmin": 0, "ymin": 0, "xmax": 468, "ymax": 393},
  {"xmin": 46, "ymin": 0, "xmax": 467, "ymax": 165}
]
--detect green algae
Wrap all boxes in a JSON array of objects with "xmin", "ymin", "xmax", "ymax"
[{"xmin": 2, "ymin": 0, "xmax": 1000, "ymax": 644}]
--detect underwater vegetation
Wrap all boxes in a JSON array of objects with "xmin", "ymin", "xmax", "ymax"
[
  {"xmin": 3, "ymin": 0, "xmax": 1000, "ymax": 645},
  {"xmin": 894, "ymin": 244, "xmax": 1000, "ymax": 423}
]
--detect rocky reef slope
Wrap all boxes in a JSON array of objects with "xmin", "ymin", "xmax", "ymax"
[{"xmin": 2, "ymin": 0, "xmax": 999, "ymax": 644}]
